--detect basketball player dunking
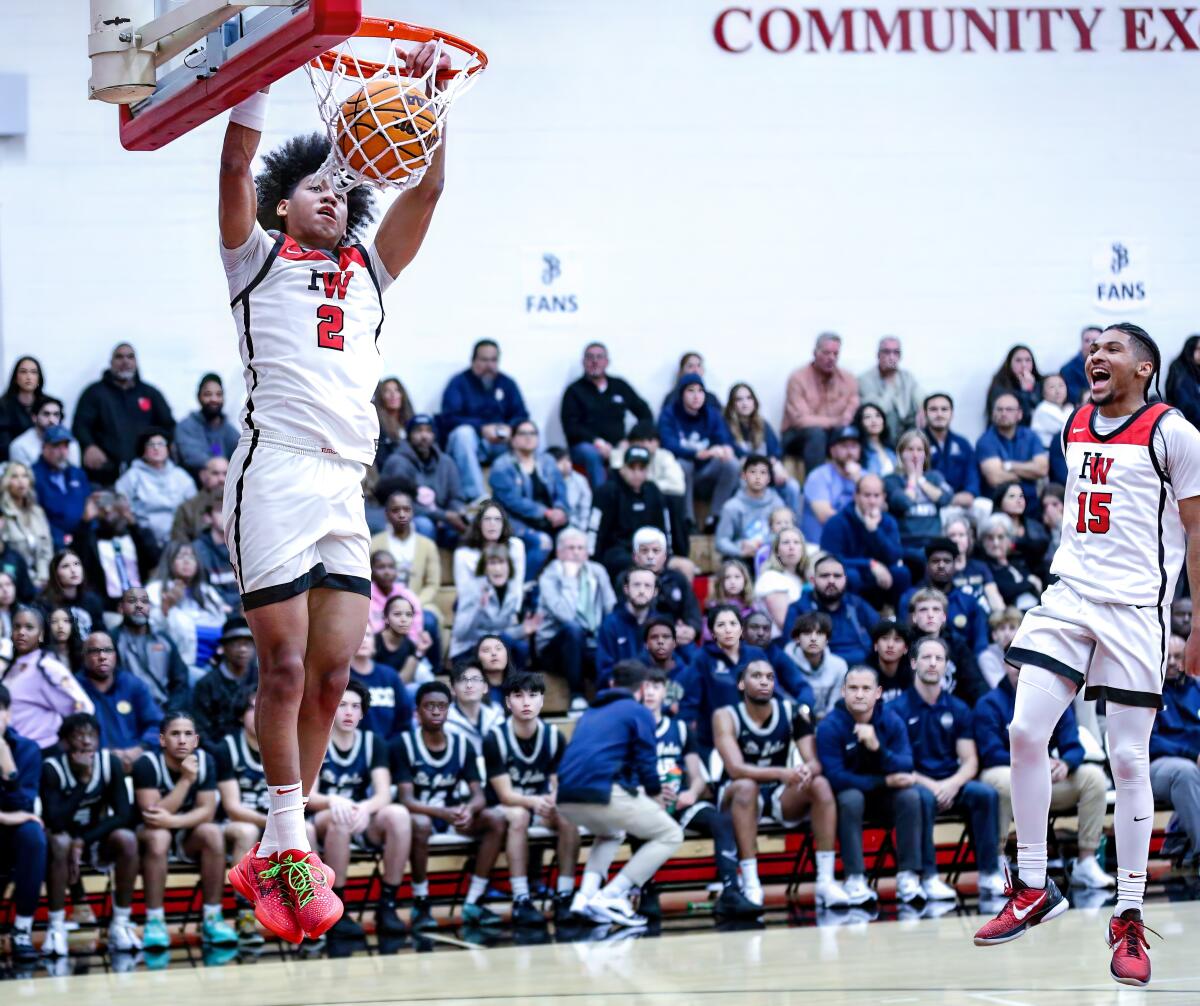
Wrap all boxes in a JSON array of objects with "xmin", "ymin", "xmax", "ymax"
[
  {"xmin": 973, "ymin": 324, "xmax": 1200, "ymax": 987},
  {"xmin": 218, "ymin": 43, "xmax": 450, "ymax": 943}
]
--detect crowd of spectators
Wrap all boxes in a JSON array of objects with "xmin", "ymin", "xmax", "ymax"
[{"xmin": 4, "ymin": 325, "xmax": 1200, "ymax": 959}]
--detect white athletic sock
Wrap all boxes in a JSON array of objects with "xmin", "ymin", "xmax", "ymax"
[
  {"xmin": 203, "ymin": 904, "xmax": 222, "ymax": 921},
  {"xmin": 556, "ymin": 874, "xmax": 576, "ymax": 895},
  {"xmin": 816, "ymin": 850, "xmax": 836, "ymax": 883},
  {"xmin": 600, "ymin": 874, "xmax": 633, "ymax": 899},
  {"xmin": 1108, "ymin": 703, "xmax": 1156, "ymax": 916},
  {"xmin": 260, "ymin": 811, "xmax": 278, "ymax": 853},
  {"xmin": 510, "ymin": 875, "xmax": 530, "ymax": 899},
  {"xmin": 145, "ymin": 907, "xmax": 165, "ymax": 923},
  {"xmin": 740, "ymin": 858, "xmax": 761, "ymax": 891},
  {"xmin": 1010, "ymin": 666, "xmax": 1075, "ymax": 888},
  {"xmin": 580, "ymin": 871, "xmax": 603, "ymax": 900},
  {"xmin": 48, "ymin": 909, "xmax": 66, "ymax": 929},
  {"xmin": 14, "ymin": 915, "xmax": 33, "ymax": 933},
  {"xmin": 411, "ymin": 880, "xmax": 430, "ymax": 898},
  {"xmin": 112, "ymin": 905, "xmax": 131, "ymax": 925},
  {"xmin": 465, "ymin": 875, "xmax": 488, "ymax": 905},
  {"xmin": 260, "ymin": 782, "xmax": 308, "ymax": 857}
]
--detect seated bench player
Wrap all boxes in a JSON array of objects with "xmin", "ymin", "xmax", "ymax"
[
  {"xmin": 309, "ymin": 680, "xmax": 411, "ymax": 939},
  {"xmin": 483, "ymin": 671, "xmax": 581, "ymax": 927},
  {"xmin": 40, "ymin": 713, "xmax": 139, "ymax": 956},
  {"xmin": 640, "ymin": 666, "xmax": 759, "ymax": 917},
  {"xmin": 445, "ymin": 659, "xmax": 505, "ymax": 767},
  {"xmin": 133, "ymin": 710, "xmax": 236, "ymax": 949},
  {"xmin": 392, "ymin": 681, "xmax": 509, "ymax": 930},
  {"xmin": 714, "ymin": 659, "xmax": 852, "ymax": 908},
  {"xmin": 214, "ymin": 686, "xmax": 276, "ymax": 945}
]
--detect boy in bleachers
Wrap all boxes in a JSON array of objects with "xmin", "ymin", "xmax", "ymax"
[
  {"xmin": 41, "ymin": 713, "xmax": 139, "ymax": 955},
  {"xmin": 214, "ymin": 686, "xmax": 275, "ymax": 945},
  {"xmin": 483, "ymin": 671, "xmax": 580, "ymax": 926},
  {"xmin": 445, "ymin": 660, "xmax": 505, "ymax": 766},
  {"xmin": 640, "ymin": 616, "xmax": 691, "ymax": 715},
  {"xmin": 133, "ymin": 710, "xmax": 236, "ymax": 949},
  {"xmin": 782, "ymin": 612, "xmax": 847, "ymax": 718},
  {"xmin": 641, "ymin": 667, "xmax": 758, "ymax": 916},
  {"xmin": 547, "ymin": 445, "xmax": 593, "ymax": 532},
  {"xmin": 714, "ymin": 660, "xmax": 851, "ymax": 908},
  {"xmin": 392, "ymin": 682, "xmax": 509, "ymax": 930},
  {"xmin": 310, "ymin": 680, "xmax": 411, "ymax": 939},
  {"xmin": 349, "ymin": 624, "xmax": 414, "ymax": 741}
]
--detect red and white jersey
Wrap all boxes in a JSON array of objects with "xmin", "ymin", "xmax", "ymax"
[
  {"xmin": 220, "ymin": 224, "xmax": 394, "ymax": 465},
  {"xmin": 1054, "ymin": 402, "xmax": 1200, "ymax": 606}
]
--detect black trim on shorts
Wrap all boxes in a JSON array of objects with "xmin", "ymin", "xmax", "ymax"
[
  {"xmin": 231, "ymin": 428, "xmax": 260, "ymax": 588},
  {"xmin": 1084, "ymin": 684, "xmax": 1163, "ymax": 710},
  {"xmin": 241, "ymin": 562, "xmax": 327, "ymax": 612},
  {"xmin": 240, "ymin": 564, "xmax": 372, "ymax": 612},
  {"xmin": 1005, "ymin": 646, "xmax": 1085, "ymax": 689}
]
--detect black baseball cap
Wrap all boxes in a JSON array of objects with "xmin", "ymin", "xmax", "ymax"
[
  {"xmin": 827, "ymin": 426, "xmax": 860, "ymax": 450},
  {"xmin": 625, "ymin": 446, "xmax": 651, "ymax": 467},
  {"xmin": 924, "ymin": 537, "xmax": 957, "ymax": 559},
  {"xmin": 406, "ymin": 413, "xmax": 435, "ymax": 434}
]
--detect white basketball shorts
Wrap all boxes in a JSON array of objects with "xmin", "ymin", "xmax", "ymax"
[
  {"xmin": 1006, "ymin": 579, "xmax": 1167, "ymax": 709},
  {"xmin": 222, "ymin": 430, "xmax": 371, "ymax": 611}
]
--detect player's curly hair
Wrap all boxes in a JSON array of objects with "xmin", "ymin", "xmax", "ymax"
[{"xmin": 255, "ymin": 132, "xmax": 375, "ymax": 244}]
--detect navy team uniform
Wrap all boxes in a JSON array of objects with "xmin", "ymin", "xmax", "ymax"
[
  {"xmin": 653, "ymin": 714, "xmax": 740, "ymax": 887},
  {"xmin": 40, "ymin": 749, "xmax": 132, "ymax": 864},
  {"xmin": 716, "ymin": 696, "xmax": 809, "ymax": 827},
  {"xmin": 482, "ymin": 720, "xmax": 564, "ymax": 807},
  {"xmin": 319, "ymin": 730, "xmax": 389, "ymax": 802},
  {"xmin": 351, "ymin": 665, "xmax": 415, "ymax": 740},
  {"xmin": 215, "ymin": 732, "xmax": 269, "ymax": 818},
  {"xmin": 131, "ymin": 749, "xmax": 218, "ymax": 858},
  {"xmin": 391, "ymin": 730, "xmax": 481, "ymax": 833}
]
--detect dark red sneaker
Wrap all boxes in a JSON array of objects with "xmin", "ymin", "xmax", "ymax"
[
  {"xmin": 262, "ymin": 849, "xmax": 343, "ymax": 940},
  {"xmin": 1107, "ymin": 909, "xmax": 1158, "ymax": 987},
  {"xmin": 228, "ymin": 845, "xmax": 303, "ymax": 945},
  {"xmin": 974, "ymin": 873, "xmax": 1068, "ymax": 946}
]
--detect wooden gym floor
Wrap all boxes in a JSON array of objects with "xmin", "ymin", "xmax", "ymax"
[{"xmin": 8, "ymin": 896, "xmax": 1200, "ymax": 1005}]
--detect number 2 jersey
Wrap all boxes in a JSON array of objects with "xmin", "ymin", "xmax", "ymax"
[
  {"xmin": 1055, "ymin": 403, "xmax": 1200, "ymax": 606},
  {"xmin": 220, "ymin": 224, "xmax": 395, "ymax": 465}
]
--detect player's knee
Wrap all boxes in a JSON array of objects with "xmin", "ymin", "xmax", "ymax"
[
  {"xmin": 196, "ymin": 823, "xmax": 222, "ymax": 850},
  {"xmin": 411, "ymin": 814, "xmax": 433, "ymax": 840},
  {"xmin": 49, "ymin": 832, "xmax": 73, "ymax": 859},
  {"xmin": 729, "ymin": 778, "xmax": 759, "ymax": 804},
  {"xmin": 112, "ymin": 829, "xmax": 138, "ymax": 858},
  {"xmin": 143, "ymin": 830, "xmax": 171, "ymax": 856},
  {"xmin": 810, "ymin": 776, "xmax": 834, "ymax": 803},
  {"xmin": 312, "ymin": 665, "xmax": 352, "ymax": 716},
  {"xmin": 486, "ymin": 808, "xmax": 508, "ymax": 834},
  {"xmin": 1108, "ymin": 738, "xmax": 1150, "ymax": 783},
  {"xmin": 1007, "ymin": 718, "xmax": 1051, "ymax": 756},
  {"xmin": 505, "ymin": 806, "xmax": 530, "ymax": 832},
  {"xmin": 382, "ymin": 804, "xmax": 411, "ymax": 834},
  {"xmin": 895, "ymin": 786, "xmax": 922, "ymax": 813},
  {"xmin": 258, "ymin": 655, "xmax": 307, "ymax": 707}
]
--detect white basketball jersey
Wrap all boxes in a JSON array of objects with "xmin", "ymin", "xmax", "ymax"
[
  {"xmin": 223, "ymin": 226, "xmax": 388, "ymax": 465},
  {"xmin": 1053, "ymin": 402, "xmax": 1183, "ymax": 606}
]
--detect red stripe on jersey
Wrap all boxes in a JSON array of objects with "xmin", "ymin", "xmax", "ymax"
[
  {"xmin": 1065, "ymin": 402, "xmax": 1170, "ymax": 447},
  {"xmin": 276, "ymin": 236, "xmax": 366, "ymax": 268}
]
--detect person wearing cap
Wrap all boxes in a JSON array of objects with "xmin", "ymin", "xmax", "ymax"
[
  {"xmin": 190, "ymin": 617, "xmax": 258, "ymax": 753},
  {"xmin": 610, "ymin": 422, "xmax": 689, "ymax": 555},
  {"xmin": 589, "ymin": 446, "xmax": 673, "ymax": 581},
  {"xmin": 975, "ymin": 392, "xmax": 1048, "ymax": 519},
  {"xmin": 72, "ymin": 343, "xmax": 175, "ymax": 487},
  {"xmin": 379, "ymin": 413, "xmax": 470, "ymax": 547},
  {"xmin": 800, "ymin": 424, "xmax": 862, "ymax": 543},
  {"xmin": 114, "ymin": 427, "xmax": 197, "ymax": 549},
  {"xmin": 440, "ymin": 339, "xmax": 530, "ymax": 502},
  {"xmin": 33, "ymin": 424, "xmax": 93, "ymax": 549},
  {"xmin": 781, "ymin": 333, "xmax": 860, "ymax": 474},
  {"xmin": 174, "ymin": 373, "xmax": 240, "ymax": 478},
  {"xmin": 657, "ymin": 374, "xmax": 741, "ymax": 529},
  {"xmin": 898, "ymin": 538, "xmax": 990, "ymax": 657}
]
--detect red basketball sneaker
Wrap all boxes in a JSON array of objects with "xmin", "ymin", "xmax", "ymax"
[
  {"xmin": 261, "ymin": 849, "xmax": 343, "ymax": 939},
  {"xmin": 973, "ymin": 873, "xmax": 1068, "ymax": 946},
  {"xmin": 228, "ymin": 845, "xmax": 303, "ymax": 945},
  {"xmin": 1107, "ymin": 909, "xmax": 1159, "ymax": 987}
]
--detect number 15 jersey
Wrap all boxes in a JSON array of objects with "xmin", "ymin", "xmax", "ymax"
[
  {"xmin": 220, "ymin": 224, "xmax": 394, "ymax": 466},
  {"xmin": 1055, "ymin": 403, "xmax": 1200, "ymax": 606}
]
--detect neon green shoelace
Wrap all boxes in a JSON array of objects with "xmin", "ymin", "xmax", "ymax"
[{"xmin": 258, "ymin": 854, "xmax": 323, "ymax": 909}]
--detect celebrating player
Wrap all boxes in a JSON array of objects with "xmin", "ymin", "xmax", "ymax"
[
  {"xmin": 974, "ymin": 324, "xmax": 1200, "ymax": 988},
  {"xmin": 217, "ymin": 42, "xmax": 452, "ymax": 940}
]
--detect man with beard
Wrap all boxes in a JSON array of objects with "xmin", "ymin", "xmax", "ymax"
[
  {"xmin": 174, "ymin": 374, "xmax": 239, "ymax": 478},
  {"xmin": 922, "ymin": 393, "xmax": 980, "ymax": 509},
  {"xmin": 380, "ymin": 414, "xmax": 470, "ymax": 547},
  {"xmin": 597, "ymin": 568, "xmax": 657, "ymax": 684},
  {"xmin": 898, "ymin": 538, "xmax": 989, "ymax": 656},
  {"xmin": 77, "ymin": 631, "xmax": 163, "ymax": 772},
  {"xmin": 784, "ymin": 555, "xmax": 880, "ymax": 666},
  {"xmin": 72, "ymin": 343, "xmax": 175, "ymax": 487},
  {"xmin": 73, "ymin": 491, "xmax": 159, "ymax": 609},
  {"xmin": 111, "ymin": 586, "xmax": 190, "ymax": 710},
  {"xmin": 905, "ymin": 589, "xmax": 987, "ymax": 707}
]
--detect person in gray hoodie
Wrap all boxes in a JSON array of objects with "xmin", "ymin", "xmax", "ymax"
[
  {"xmin": 379, "ymin": 414, "xmax": 470, "ymax": 547},
  {"xmin": 113, "ymin": 428, "xmax": 196, "ymax": 548},
  {"xmin": 715, "ymin": 454, "xmax": 786, "ymax": 560}
]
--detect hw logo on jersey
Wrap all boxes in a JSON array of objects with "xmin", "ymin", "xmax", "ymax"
[
  {"xmin": 308, "ymin": 269, "xmax": 354, "ymax": 299},
  {"xmin": 1078, "ymin": 451, "xmax": 1115, "ymax": 485}
]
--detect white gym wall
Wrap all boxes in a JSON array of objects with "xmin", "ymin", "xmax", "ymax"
[{"xmin": 0, "ymin": 1, "xmax": 1196, "ymax": 441}]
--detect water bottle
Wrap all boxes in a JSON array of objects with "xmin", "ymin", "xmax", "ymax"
[{"xmin": 663, "ymin": 764, "xmax": 683, "ymax": 815}]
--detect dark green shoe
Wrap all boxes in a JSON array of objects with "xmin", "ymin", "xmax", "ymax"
[{"xmin": 462, "ymin": 902, "xmax": 503, "ymax": 927}]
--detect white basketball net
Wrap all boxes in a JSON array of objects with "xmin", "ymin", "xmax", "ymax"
[{"xmin": 306, "ymin": 30, "xmax": 483, "ymax": 193}]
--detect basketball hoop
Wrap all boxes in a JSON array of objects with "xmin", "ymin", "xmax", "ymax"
[{"xmin": 305, "ymin": 19, "xmax": 487, "ymax": 193}]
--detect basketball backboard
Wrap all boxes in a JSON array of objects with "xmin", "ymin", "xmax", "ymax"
[{"xmin": 88, "ymin": 0, "xmax": 362, "ymax": 151}]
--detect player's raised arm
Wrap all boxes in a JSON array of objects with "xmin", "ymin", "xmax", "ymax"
[
  {"xmin": 371, "ymin": 43, "xmax": 450, "ymax": 278},
  {"xmin": 219, "ymin": 91, "xmax": 268, "ymax": 249}
]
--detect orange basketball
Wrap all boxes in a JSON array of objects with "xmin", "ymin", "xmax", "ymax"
[{"xmin": 336, "ymin": 81, "xmax": 439, "ymax": 181}]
